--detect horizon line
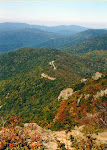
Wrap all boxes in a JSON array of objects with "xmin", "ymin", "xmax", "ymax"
[{"xmin": 0, "ymin": 21, "xmax": 107, "ymax": 29}]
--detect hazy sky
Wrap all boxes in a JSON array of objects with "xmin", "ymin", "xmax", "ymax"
[{"xmin": 0, "ymin": 1, "xmax": 107, "ymax": 28}]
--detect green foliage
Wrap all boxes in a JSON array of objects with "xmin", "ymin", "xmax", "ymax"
[
  {"xmin": 101, "ymin": 95, "xmax": 107, "ymax": 102},
  {"xmin": 0, "ymin": 28, "xmax": 107, "ymax": 54},
  {"xmin": 0, "ymin": 28, "xmax": 61, "ymax": 53},
  {"xmin": 66, "ymin": 34, "xmax": 107, "ymax": 54},
  {"xmin": 0, "ymin": 48, "xmax": 106, "ymax": 128},
  {"xmin": 38, "ymin": 29, "xmax": 107, "ymax": 51},
  {"xmin": 57, "ymin": 141, "xmax": 67, "ymax": 150},
  {"xmin": 0, "ymin": 48, "xmax": 106, "ymax": 81},
  {"xmin": 73, "ymin": 82, "xmax": 85, "ymax": 91},
  {"xmin": 82, "ymin": 125, "xmax": 104, "ymax": 135},
  {"xmin": 71, "ymin": 135, "xmax": 107, "ymax": 150},
  {"xmin": 53, "ymin": 74, "xmax": 107, "ymax": 130},
  {"xmin": 52, "ymin": 122, "xmax": 63, "ymax": 131}
]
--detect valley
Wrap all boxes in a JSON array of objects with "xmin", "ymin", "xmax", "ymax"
[
  {"xmin": 0, "ymin": 22, "xmax": 107, "ymax": 54},
  {"xmin": 0, "ymin": 22, "xmax": 107, "ymax": 150}
]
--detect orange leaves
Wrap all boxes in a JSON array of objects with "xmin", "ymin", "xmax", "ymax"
[
  {"xmin": 32, "ymin": 95, "xmax": 34, "ymax": 98},
  {"xmin": 54, "ymin": 99, "xmax": 72, "ymax": 124},
  {"xmin": 29, "ymin": 141, "xmax": 43, "ymax": 149},
  {"xmin": 0, "ymin": 120, "xmax": 44, "ymax": 149},
  {"xmin": 55, "ymin": 100, "xmax": 67, "ymax": 122},
  {"xmin": 0, "ymin": 140, "xmax": 6, "ymax": 150},
  {"xmin": 9, "ymin": 143, "xmax": 14, "ymax": 149},
  {"xmin": 23, "ymin": 146, "xmax": 29, "ymax": 150},
  {"xmin": 9, "ymin": 116, "xmax": 21, "ymax": 127},
  {"xmin": 31, "ymin": 132, "xmax": 41, "ymax": 141},
  {"xmin": 29, "ymin": 142, "xmax": 37, "ymax": 149},
  {"xmin": 36, "ymin": 141, "xmax": 43, "ymax": 147}
]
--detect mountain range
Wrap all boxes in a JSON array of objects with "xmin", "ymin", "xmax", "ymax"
[
  {"xmin": 38, "ymin": 29, "xmax": 107, "ymax": 50},
  {"xmin": 0, "ymin": 22, "xmax": 88, "ymax": 36},
  {"xmin": 0, "ymin": 22, "xmax": 107, "ymax": 54},
  {"xmin": 0, "ymin": 22, "xmax": 107, "ymax": 149}
]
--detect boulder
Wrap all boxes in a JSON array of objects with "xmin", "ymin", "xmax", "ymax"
[
  {"xmin": 81, "ymin": 78, "xmax": 87, "ymax": 82},
  {"xmin": 92, "ymin": 72, "xmax": 103, "ymax": 80},
  {"xmin": 94, "ymin": 89, "xmax": 107, "ymax": 99},
  {"xmin": 58, "ymin": 88, "xmax": 73, "ymax": 101},
  {"xmin": 24, "ymin": 123, "xmax": 38, "ymax": 130}
]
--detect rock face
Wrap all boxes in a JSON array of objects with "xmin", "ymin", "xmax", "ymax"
[
  {"xmin": 81, "ymin": 78, "xmax": 87, "ymax": 82},
  {"xmin": 84, "ymin": 94, "xmax": 90, "ymax": 99},
  {"xmin": 94, "ymin": 89, "xmax": 107, "ymax": 99},
  {"xmin": 24, "ymin": 123, "xmax": 39, "ymax": 130},
  {"xmin": 92, "ymin": 72, "xmax": 103, "ymax": 80},
  {"xmin": 41, "ymin": 73, "xmax": 56, "ymax": 80},
  {"xmin": 58, "ymin": 88, "xmax": 73, "ymax": 101},
  {"xmin": 77, "ymin": 94, "xmax": 83, "ymax": 105},
  {"xmin": 23, "ymin": 123, "xmax": 73, "ymax": 150},
  {"xmin": 1, "ymin": 123, "xmax": 106, "ymax": 150},
  {"xmin": 49, "ymin": 61, "xmax": 57, "ymax": 70}
]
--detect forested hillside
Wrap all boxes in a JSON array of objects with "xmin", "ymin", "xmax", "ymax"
[
  {"xmin": 0, "ymin": 25, "xmax": 107, "ymax": 54},
  {"xmin": 35, "ymin": 29, "xmax": 107, "ymax": 50},
  {"xmin": 0, "ymin": 28, "xmax": 61, "ymax": 53},
  {"xmin": 0, "ymin": 48, "xmax": 106, "ymax": 127},
  {"xmin": 53, "ymin": 74, "xmax": 107, "ymax": 130},
  {"xmin": 0, "ymin": 1, "xmax": 107, "ymax": 149},
  {"xmin": 66, "ymin": 34, "xmax": 107, "ymax": 54}
]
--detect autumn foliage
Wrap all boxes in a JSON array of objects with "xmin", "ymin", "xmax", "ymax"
[
  {"xmin": 0, "ymin": 116, "xmax": 44, "ymax": 150},
  {"xmin": 53, "ymin": 75, "xmax": 107, "ymax": 131}
]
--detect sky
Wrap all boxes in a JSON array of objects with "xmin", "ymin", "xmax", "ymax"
[{"xmin": 0, "ymin": 1, "xmax": 107, "ymax": 28}]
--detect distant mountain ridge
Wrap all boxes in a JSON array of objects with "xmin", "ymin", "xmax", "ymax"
[
  {"xmin": 32, "ymin": 24, "xmax": 88, "ymax": 36},
  {"xmin": 0, "ymin": 22, "xmax": 88, "ymax": 36},
  {"xmin": 0, "ymin": 22, "xmax": 107, "ymax": 54},
  {"xmin": 0, "ymin": 28, "xmax": 61, "ymax": 53},
  {"xmin": 0, "ymin": 22, "xmax": 30, "ymax": 32}
]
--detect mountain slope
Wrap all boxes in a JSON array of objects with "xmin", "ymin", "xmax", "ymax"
[
  {"xmin": 0, "ymin": 28, "xmax": 61, "ymax": 53},
  {"xmin": 0, "ymin": 24, "xmax": 107, "ymax": 54},
  {"xmin": 36, "ymin": 29, "xmax": 107, "ymax": 49},
  {"xmin": 66, "ymin": 34, "xmax": 107, "ymax": 54},
  {"xmin": 0, "ymin": 48, "xmax": 106, "ymax": 126},
  {"xmin": 53, "ymin": 73, "xmax": 107, "ymax": 130}
]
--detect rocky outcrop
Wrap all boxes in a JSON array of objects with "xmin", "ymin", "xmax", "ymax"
[
  {"xmin": 24, "ymin": 123, "xmax": 39, "ymax": 130},
  {"xmin": 23, "ymin": 123, "xmax": 73, "ymax": 150},
  {"xmin": 94, "ymin": 88, "xmax": 107, "ymax": 99},
  {"xmin": 41, "ymin": 73, "xmax": 56, "ymax": 80},
  {"xmin": 49, "ymin": 61, "xmax": 57, "ymax": 70},
  {"xmin": 92, "ymin": 72, "xmax": 103, "ymax": 80},
  {"xmin": 77, "ymin": 94, "xmax": 83, "ymax": 105},
  {"xmin": 92, "ymin": 131, "xmax": 107, "ymax": 144},
  {"xmin": 84, "ymin": 94, "xmax": 90, "ymax": 99},
  {"xmin": 81, "ymin": 78, "xmax": 87, "ymax": 82},
  {"xmin": 0, "ymin": 105, "xmax": 3, "ymax": 109},
  {"xmin": 0, "ymin": 103, "xmax": 6, "ymax": 109},
  {"xmin": 0, "ymin": 122, "xmax": 106, "ymax": 150},
  {"xmin": 58, "ymin": 88, "xmax": 73, "ymax": 101}
]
